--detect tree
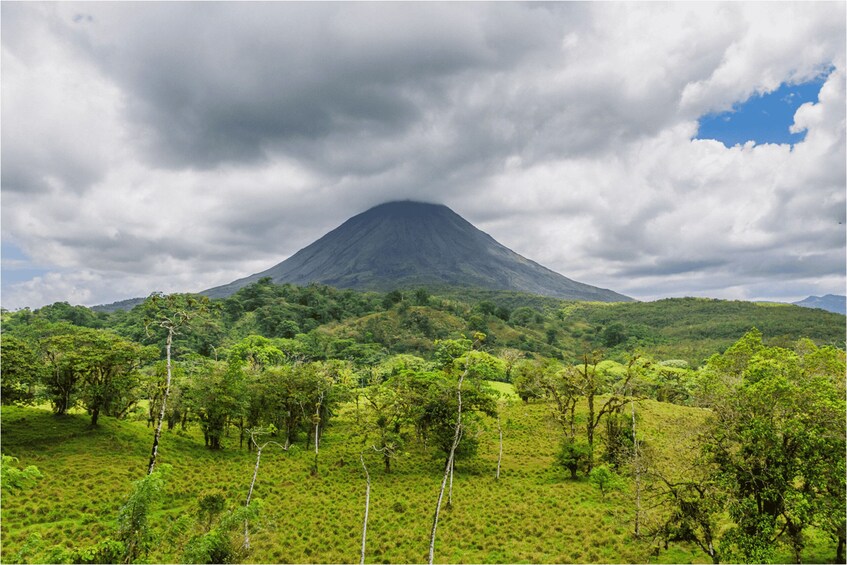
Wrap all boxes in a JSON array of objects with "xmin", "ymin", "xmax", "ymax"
[
  {"xmin": 360, "ymin": 378, "xmax": 405, "ymax": 473},
  {"xmin": 227, "ymin": 335, "xmax": 287, "ymax": 449},
  {"xmin": 118, "ymin": 465, "xmax": 170, "ymax": 563},
  {"xmin": 427, "ymin": 333, "xmax": 497, "ymax": 564},
  {"xmin": 198, "ymin": 492, "xmax": 227, "ymax": 533},
  {"xmin": 588, "ymin": 464, "xmax": 622, "ymax": 498},
  {"xmin": 556, "ymin": 438, "xmax": 591, "ymax": 479},
  {"xmin": 574, "ymin": 352, "xmax": 638, "ymax": 471},
  {"xmin": 413, "ymin": 288, "xmax": 431, "ymax": 306},
  {"xmin": 0, "ymin": 335, "xmax": 44, "ymax": 405},
  {"xmin": 654, "ymin": 473, "xmax": 724, "ymax": 564},
  {"xmin": 511, "ymin": 359, "xmax": 547, "ymax": 403},
  {"xmin": 428, "ymin": 342, "xmax": 474, "ymax": 565},
  {"xmin": 540, "ymin": 360, "xmax": 580, "ymax": 438},
  {"xmin": 601, "ymin": 322, "xmax": 627, "ymax": 347},
  {"xmin": 183, "ymin": 502, "xmax": 259, "ymax": 564},
  {"xmin": 41, "ymin": 327, "xmax": 155, "ymax": 426},
  {"xmin": 359, "ymin": 452, "xmax": 372, "ymax": 565},
  {"xmin": 243, "ymin": 427, "xmax": 285, "ymax": 549},
  {"xmin": 185, "ymin": 359, "xmax": 247, "ymax": 450},
  {"xmin": 665, "ymin": 331, "xmax": 847, "ymax": 563},
  {"xmin": 39, "ymin": 323, "xmax": 87, "ymax": 415},
  {"xmin": 142, "ymin": 292, "xmax": 212, "ymax": 474}
]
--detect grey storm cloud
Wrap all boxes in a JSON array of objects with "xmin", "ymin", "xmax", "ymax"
[
  {"xmin": 1, "ymin": 2, "xmax": 845, "ymax": 309},
  {"xmin": 66, "ymin": 2, "xmax": 568, "ymax": 172}
]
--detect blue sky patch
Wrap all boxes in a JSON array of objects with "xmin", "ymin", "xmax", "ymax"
[
  {"xmin": 1, "ymin": 241, "xmax": 49, "ymax": 285},
  {"xmin": 695, "ymin": 71, "xmax": 830, "ymax": 147}
]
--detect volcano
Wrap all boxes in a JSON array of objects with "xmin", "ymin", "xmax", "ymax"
[{"xmin": 203, "ymin": 201, "xmax": 632, "ymax": 302}]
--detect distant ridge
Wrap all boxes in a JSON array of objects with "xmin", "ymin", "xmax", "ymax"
[
  {"xmin": 792, "ymin": 294, "xmax": 846, "ymax": 315},
  {"xmin": 203, "ymin": 201, "xmax": 632, "ymax": 302},
  {"xmin": 91, "ymin": 296, "xmax": 146, "ymax": 313}
]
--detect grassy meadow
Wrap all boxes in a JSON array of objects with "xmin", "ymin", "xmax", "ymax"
[
  {"xmin": 3, "ymin": 383, "xmax": 837, "ymax": 564},
  {"xmin": 1, "ymin": 389, "xmax": 691, "ymax": 563}
]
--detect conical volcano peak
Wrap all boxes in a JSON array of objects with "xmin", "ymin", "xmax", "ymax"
[{"xmin": 203, "ymin": 201, "xmax": 631, "ymax": 302}]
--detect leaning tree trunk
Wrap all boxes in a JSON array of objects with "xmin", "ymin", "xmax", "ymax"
[
  {"xmin": 147, "ymin": 330, "xmax": 173, "ymax": 475},
  {"xmin": 359, "ymin": 453, "xmax": 371, "ymax": 565},
  {"xmin": 244, "ymin": 442, "xmax": 264, "ymax": 550},
  {"xmin": 428, "ymin": 364, "xmax": 470, "ymax": 564},
  {"xmin": 447, "ymin": 427, "xmax": 463, "ymax": 507}
]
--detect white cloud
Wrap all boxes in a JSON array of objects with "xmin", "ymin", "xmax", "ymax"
[{"xmin": 1, "ymin": 2, "xmax": 844, "ymax": 309}]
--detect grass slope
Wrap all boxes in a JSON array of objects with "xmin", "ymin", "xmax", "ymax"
[{"xmin": 1, "ymin": 390, "xmax": 837, "ymax": 564}]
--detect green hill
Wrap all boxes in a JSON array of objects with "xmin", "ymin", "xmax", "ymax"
[{"xmin": 2, "ymin": 284, "xmax": 843, "ymax": 564}]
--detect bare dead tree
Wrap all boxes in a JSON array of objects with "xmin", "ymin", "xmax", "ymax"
[
  {"xmin": 428, "ymin": 356, "xmax": 475, "ymax": 564},
  {"xmin": 145, "ymin": 294, "xmax": 207, "ymax": 475},
  {"xmin": 312, "ymin": 389, "xmax": 324, "ymax": 476},
  {"xmin": 244, "ymin": 428, "xmax": 285, "ymax": 550},
  {"xmin": 447, "ymin": 426, "xmax": 463, "ymax": 507},
  {"xmin": 359, "ymin": 452, "xmax": 371, "ymax": 565}
]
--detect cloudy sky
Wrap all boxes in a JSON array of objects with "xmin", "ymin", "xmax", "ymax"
[{"xmin": 2, "ymin": 2, "xmax": 845, "ymax": 310}]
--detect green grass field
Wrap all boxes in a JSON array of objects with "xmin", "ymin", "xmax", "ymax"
[{"xmin": 0, "ymin": 386, "xmax": 837, "ymax": 564}]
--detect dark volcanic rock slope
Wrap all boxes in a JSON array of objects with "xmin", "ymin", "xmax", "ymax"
[{"xmin": 204, "ymin": 201, "xmax": 632, "ymax": 302}]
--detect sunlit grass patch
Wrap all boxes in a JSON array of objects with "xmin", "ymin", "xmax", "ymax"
[{"xmin": 1, "ymin": 397, "xmax": 832, "ymax": 564}]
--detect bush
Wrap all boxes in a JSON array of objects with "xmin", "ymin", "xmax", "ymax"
[
  {"xmin": 556, "ymin": 439, "xmax": 590, "ymax": 479},
  {"xmin": 589, "ymin": 465, "xmax": 623, "ymax": 498}
]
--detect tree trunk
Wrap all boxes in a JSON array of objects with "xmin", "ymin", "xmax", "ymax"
[
  {"xmin": 360, "ymin": 454, "xmax": 371, "ymax": 565},
  {"xmin": 836, "ymin": 533, "xmax": 845, "ymax": 564},
  {"xmin": 312, "ymin": 394, "xmax": 322, "ymax": 476},
  {"xmin": 631, "ymin": 396, "xmax": 641, "ymax": 537},
  {"xmin": 90, "ymin": 406, "xmax": 100, "ymax": 427},
  {"xmin": 496, "ymin": 413, "xmax": 503, "ymax": 480},
  {"xmin": 586, "ymin": 383, "xmax": 595, "ymax": 472},
  {"xmin": 147, "ymin": 330, "xmax": 173, "ymax": 475},
  {"xmin": 428, "ymin": 364, "xmax": 469, "ymax": 564},
  {"xmin": 244, "ymin": 444, "xmax": 263, "ymax": 550},
  {"xmin": 239, "ymin": 417, "xmax": 245, "ymax": 450},
  {"xmin": 708, "ymin": 542, "xmax": 719, "ymax": 565},
  {"xmin": 447, "ymin": 458, "xmax": 455, "ymax": 508}
]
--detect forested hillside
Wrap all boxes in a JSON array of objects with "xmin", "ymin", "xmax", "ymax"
[{"xmin": 1, "ymin": 281, "xmax": 845, "ymax": 564}]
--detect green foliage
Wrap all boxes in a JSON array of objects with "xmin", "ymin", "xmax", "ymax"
[
  {"xmin": 0, "ymin": 334, "xmax": 44, "ymax": 405},
  {"xmin": 657, "ymin": 332, "xmax": 847, "ymax": 564},
  {"xmin": 226, "ymin": 335, "xmax": 285, "ymax": 369},
  {"xmin": 588, "ymin": 464, "xmax": 622, "ymax": 498},
  {"xmin": 432, "ymin": 338, "xmax": 473, "ymax": 369},
  {"xmin": 197, "ymin": 492, "xmax": 227, "ymax": 532},
  {"xmin": 31, "ymin": 325, "xmax": 157, "ymax": 424},
  {"xmin": 1, "ymin": 283, "xmax": 844, "ymax": 563},
  {"xmin": 556, "ymin": 439, "xmax": 590, "ymax": 479},
  {"xmin": 2, "ymin": 388, "xmax": 837, "ymax": 564},
  {"xmin": 60, "ymin": 539, "xmax": 126, "ymax": 564},
  {"xmin": 118, "ymin": 465, "xmax": 170, "ymax": 562},
  {"xmin": 655, "ymin": 478, "xmax": 724, "ymax": 564},
  {"xmin": 601, "ymin": 322, "xmax": 627, "ymax": 347},
  {"xmin": 511, "ymin": 359, "xmax": 547, "ymax": 403},
  {"xmin": 0, "ymin": 455, "xmax": 42, "ymax": 492},
  {"xmin": 183, "ymin": 501, "xmax": 259, "ymax": 564},
  {"xmin": 185, "ymin": 360, "xmax": 246, "ymax": 450}
]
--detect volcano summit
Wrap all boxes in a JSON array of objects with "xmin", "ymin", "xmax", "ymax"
[{"xmin": 204, "ymin": 201, "xmax": 631, "ymax": 302}]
